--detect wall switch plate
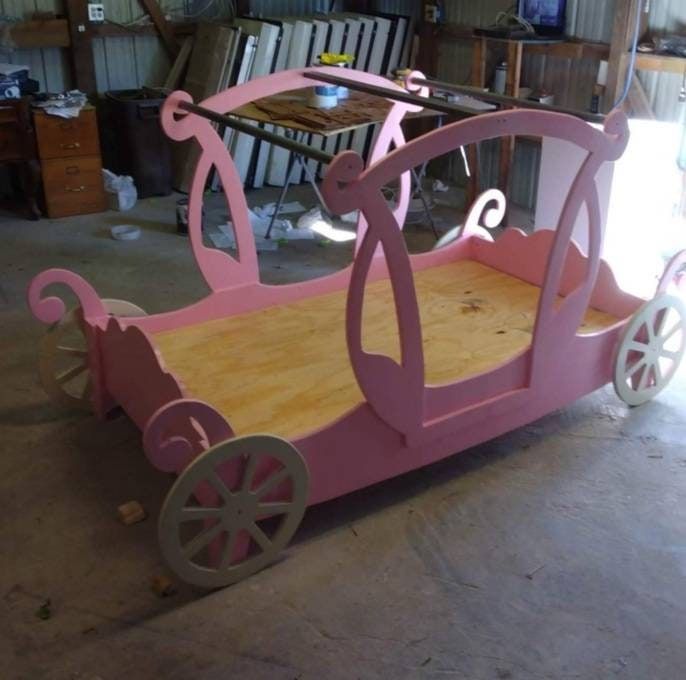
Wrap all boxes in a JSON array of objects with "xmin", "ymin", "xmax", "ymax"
[{"xmin": 87, "ymin": 3, "xmax": 105, "ymax": 23}]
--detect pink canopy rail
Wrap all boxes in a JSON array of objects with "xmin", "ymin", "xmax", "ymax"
[{"xmin": 27, "ymin": 67, "xmax": 686, "ymax": 589}]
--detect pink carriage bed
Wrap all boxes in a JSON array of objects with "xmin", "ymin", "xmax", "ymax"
[{"xmin": 28, "ymin": 67, "xmax": 686, "ymax": 588}]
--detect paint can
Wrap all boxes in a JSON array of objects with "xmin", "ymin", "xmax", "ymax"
[
  {"xmin": 311, "ymin": 84, "xmax": 338, "ymax": 109},
  {"xmin": 493, "ymin": 62, "xmax": 507, "ymax": 95}
]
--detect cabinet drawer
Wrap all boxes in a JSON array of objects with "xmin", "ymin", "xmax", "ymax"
[
  {"xmin": 42, "ymin": 156, "xmax": 106, "ymax": 218},
  {"xmin": 34, "ymin": 109, "xmax": 100, "ymax": 160},
  {"xmin": 0, "ymin": 124, "xmax": 22, "ymax": 160}
]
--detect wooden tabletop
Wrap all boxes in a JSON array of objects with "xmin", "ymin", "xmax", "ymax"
[{"xmin": 232, "ymin": 89, "xmax": 443, "ymax": 137}]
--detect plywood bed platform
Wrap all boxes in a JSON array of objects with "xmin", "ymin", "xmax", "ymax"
[{"xmin": 153, "ymin": 259, "xmax": 619, "ymax": 440}]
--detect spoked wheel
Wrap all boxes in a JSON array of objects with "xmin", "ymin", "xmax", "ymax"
[
  {"xmin": 159, "ymin": 435, "xmax": 309, "ymax": 589},
  {"xmin": 614, "ymin": 294, "xmax": 686, "ymax": 406},
  {"xmin": 39, "ymin": 299, "xmax": 146, "ymax": 410}
]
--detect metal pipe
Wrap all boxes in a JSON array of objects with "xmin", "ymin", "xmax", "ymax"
[
  {"xmin": 410, "ymin": 76, "xmax": 607, "ymax": 124},
  {"xmin": 302, "ymin": 72, "xmax": 477, "ymax": 119},
  {"xmin": 303, "ymin": 70, "xmax": 606, "ymax": 125},
  {"xmin": 177, "ymin": 100, "xmax": 335, "ymax": 164}
]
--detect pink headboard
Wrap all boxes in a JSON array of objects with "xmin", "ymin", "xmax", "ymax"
[
  {"xmin": 321, "ymin": 108, "xmax": 630, "ymax": 436},
  {"xmin": 161, "ymin": 66, "xmax": 428, "ymax": 294}
]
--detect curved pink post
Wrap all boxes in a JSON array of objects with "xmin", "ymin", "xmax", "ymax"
[
  {"xmin": 460, "ymin": 188, "xmax": 504, "ymax": 241},
  {"xmin": 28, "ymin": 268, "xmax": 107, "ymax": 325},
  {"xmin": 161, "ymin": 67, "xmax": 426, "ymax": 291},
  {"xmin": 323, "ymin": 108, "xmax": 630, "ymax": 435},
  {"xmin": 354, "ymin": 71, "xmax": 429, "ymax": 253},
  {"xmin": 326, "ymin": 151, "xmax": 425, "ymax": 437}
]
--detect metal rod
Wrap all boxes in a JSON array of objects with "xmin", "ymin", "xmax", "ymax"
[
  {"xmin": 303, "ymin": 71, "xmax": 606, "ymax": 125},
  {"xmin": 177, "ymin": 100, "xmax": 335, "ymax": 165},
  {"xmin": 303, "ymin": 72, "xmax": 477, "ymax": 119},
  {"xmin": 410, "ymin": 76, "xmax": 607, "ymax": 125}
]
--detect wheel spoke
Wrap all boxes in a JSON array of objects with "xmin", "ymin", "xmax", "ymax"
[
  {"xmin": 241, "ymin": 453, "xmax": 261, "ymax": 492},
  {"xmin": 81, "ymin": 377, "xmax": 93, "ymax": 400},
  {"xmin": 628, "ymin": 340, "xmax": 648, "ymax": 354},
  {"xmin": 179, "ymin": 506, "xmax": 224, "ymax": 521},
  {"xmin": 638, "ymin": 363, "xmax": 652, "ymax": 391},
  {"xmin": 182, "ymin": 521, "xmax": 225, "ymax": 559},
  {"xmin": 646, "ymin": 320, "xmax": 656, "ymax": 343},
  {"xmin": 255, "ymin": 501, "xmax": 294, "ymax": 519},
  {"xmin": 661, "ymin": 324, "xmax": 683, "ymax": 343},
  {"xmin": 247, "ymin": 522, "xmax": 272, "ymax": 552},
  {"xmin": 626, "ymin": 357, "xmax": 647, "ymax": 379},
  {"xmin": 56, "ymin": 362, "xmax": 87, "ymax": 385},
  {"xmin": 255, "ymin": 467, "xmax": 289, "ymax": 499},
  {"xmin": 57, "ymin": 345, "xmax": 88, "ymax": 358},
  {"xmin": 659, "ymin": 349, "xmax": 680, "ymax": 361},
  {"xmin": 653, "ymin": 360, "xmax": 663, "ymax": 385},
  {"xmin": 207, "ymin": 468, "xmax": 233, "ymax": 502},
  {"xmin": 219, "ymin": 530, "xmax": 239, "ymax": 570}
]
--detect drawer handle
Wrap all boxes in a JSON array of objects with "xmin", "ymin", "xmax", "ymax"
[
  {"xmin": 65, "ymin": 185, "xmax": 86, "ymax": 192},
  {"xmin": 60, "ymin": 142, "xmax": 81, "ymax": 149},
  {"xmin": 65, "ymin": 165, "xmax": 80, "ymax": 175},
  {"xmin": 59, "ymin": 122, "xmax": 74, "ymax": 130}
]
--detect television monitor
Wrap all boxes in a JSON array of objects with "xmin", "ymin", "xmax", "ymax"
[{"xmin": 518, "ymin": 0, "xmax": 567, "ymax": 36}]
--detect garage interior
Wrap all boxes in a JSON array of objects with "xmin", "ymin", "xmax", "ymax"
[{"xmin": 2, "ymin": 1, "xmax": 686, "ymax": 679}]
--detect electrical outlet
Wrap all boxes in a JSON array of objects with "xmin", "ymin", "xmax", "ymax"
[
  {"xmin": 87, "ymin": 3, "xmax": 105, "ymax": 23},
  {"xmin": 424, "ymin": 5, "xmax": 438, "ymax": 23}
]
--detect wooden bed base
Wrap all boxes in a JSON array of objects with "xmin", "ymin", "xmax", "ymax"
[{"xmin": 154, "ymin": 259, "xmax": 618, "ymax": 440}]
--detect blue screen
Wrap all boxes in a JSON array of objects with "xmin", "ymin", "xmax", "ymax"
[{"xmin": 519, "ymin": 0, "xmax": 566, "ymax": 29}]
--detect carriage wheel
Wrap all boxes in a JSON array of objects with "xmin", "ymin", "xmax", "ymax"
[
  {"xmin": 39, "ymin": 299, "xmax": 146, "ymax": 410},
  {"xmin": 158, "ymin": 435, "xmax": 309, "ymax": 589},
  {"xmin": 614, "ymin": 294, "xmax": 686, "ymax": 406}
]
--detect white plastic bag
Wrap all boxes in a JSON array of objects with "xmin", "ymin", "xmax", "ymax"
[{"xmin": 102, "ymin": 169, "xmax": 137, "ymax": 211}]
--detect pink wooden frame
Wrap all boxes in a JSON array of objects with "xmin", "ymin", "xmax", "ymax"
[{"xmin": 27, "ymin": 68, "xmax": 685, "ymax": 510}]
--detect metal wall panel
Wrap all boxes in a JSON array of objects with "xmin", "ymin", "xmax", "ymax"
[
  {"xmin": 637, "ymin": 0, "xmax": 686, "ymax": 121},
  {"xmin": 1, "ymin": 0, "xmax": 68, "ymax": 91}
]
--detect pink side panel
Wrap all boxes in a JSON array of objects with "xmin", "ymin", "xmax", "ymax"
[
  {"xmin": 98, "ymin": 319, "xmax": 185, "ymax": 429},
  {"xmin": 471, "ymin": 229, "xmax": 644, "ymax": 319},
  {"xmin": 298, "ymin": 329, "xmax": 622, "ymax": 506}
]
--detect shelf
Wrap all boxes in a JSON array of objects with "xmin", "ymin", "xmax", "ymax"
[
  {"xmin": 9, "ymin": 19, "xmax": 70, "ymax": 49},
  {"xmin": 6, "ymin": 18, "xmax": 196, "ymax": 49},
  {"xmin": 437, "ymin": 23, "xmax": 610, "ymax": 61},
  {"xmin": 635, "ymin": 52, "xmax": 686, "ymax": 74}
]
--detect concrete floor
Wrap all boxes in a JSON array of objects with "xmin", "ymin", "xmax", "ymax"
[{"xmin": 2, "ymin": 190, "xmax": 685, "ymax": 680}]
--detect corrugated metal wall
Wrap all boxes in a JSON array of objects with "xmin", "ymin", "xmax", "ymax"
[
  {"xmin": 1, "ymin": 0, "xmax": 69, "ymax": 91},
  {"xmin": 3, "ymin": 0, "xmax": 684, "ymax": 206},
  {"xmin": 640, "ymin": 0, "xmax": 686, "ymax": 121},
  {"xmin": 5, "ymin": 0, "xmax": 684, "ymax": 113}
]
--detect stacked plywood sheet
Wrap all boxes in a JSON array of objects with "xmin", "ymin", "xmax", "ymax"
[{"xmin": 171, "ymin": 12, "xmax": 414, "ymax": 193}]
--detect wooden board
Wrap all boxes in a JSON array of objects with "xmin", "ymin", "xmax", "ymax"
[
  {"xmin": 235, "ymin": 90, "xmax": 441, "ymax": 137},
  {"xmin": 153, "ymin": 260, "xmax": 619, "ymax": 441},
  {"xmin": 172, "ymin": 22, "xmax": 238, "ymax": 192}
]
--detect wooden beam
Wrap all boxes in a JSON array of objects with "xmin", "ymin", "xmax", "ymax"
[
  {"xmin": 137, "ymin": 0, "xmax": 180, "ymax": 58},
  {"xmin": 627, "ymin": 78, "xmax": 656, "ymax": 119},
  {"xmin": 8, "ymin": 19, "xmax": 70, "ymax": 48},
  {"xmin": 471, "ymin": 37, "xmax": 486, "ymax": 89},
  {"xmin": 416, "ymin": 0, "xmax": 440, "ymax": 77},
  {"xmin": 505, "ymin": 41, "xmax": 523, "ymax": 97},
  {"xmin": 635, "ymin": 53, "xmax": 686, "ymax": 74},
  {"xmin": 91, "ymin": 22, "xmax": 196, "ymax": 38},
  {"xmin": 437, "ymin": 24, "xmax": 610, "ymax": 61},
  {"xmin": 606, "ymin": 0, "xmax": 648, "ymax": 113},
  {"xmin": 64, "ymin": 0, "xmax": 97, "ymax": 94}
]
